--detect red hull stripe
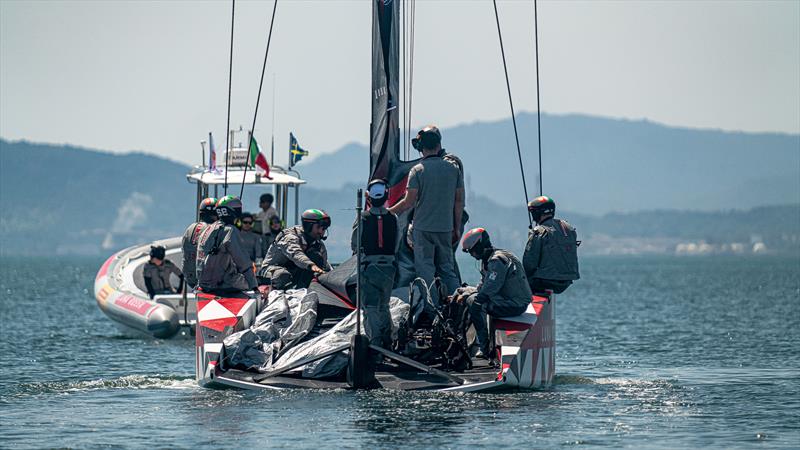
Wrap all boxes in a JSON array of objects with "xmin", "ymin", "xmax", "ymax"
[
  {"xmin": 96, "ymin": 254, "xmax": 115, "ymax": 281},
  {"xmin": 201, "ymin": 317, "xmax": 239, "ymax": 332}
]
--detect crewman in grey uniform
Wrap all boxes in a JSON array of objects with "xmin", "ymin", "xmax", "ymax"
[
  {"xmin": 238, "ymin": 212, "xmax": 263, "ymax": 264},
  {"xmin": 523, "ymin": 196, "xmax": 580, "ymax": 294},
  {"xmin": 259, "ymin": 209, "xmax": 332, "ymax": 290},
  {"xmin": 353, "ymin": 180, "xmax": 398, "ymax": 349},
  {"xmin": 195, "ymin": 195, "xmax": 257, "ymax": 298},
  {"xmin": 181, "ymin": 197, "xmax": 217, "ymax": 290},
  {"xmin": 388, "ymin": 125, "xmax": 464, "ymax": 306},
  {"xmin": 460, "ymin": 227, "xmax": 532, "ymax": 361},
  {"xmin": 143, "ymin": 245, "xmax": 183, "ymax": 299}
]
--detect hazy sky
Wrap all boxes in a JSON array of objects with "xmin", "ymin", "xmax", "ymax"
[{"xmin": 1, "ymin": 0, "xmax": 798, "ymax": 167}]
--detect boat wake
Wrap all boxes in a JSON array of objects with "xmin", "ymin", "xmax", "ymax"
[{"xmin": 7, "ymin": 374, "xmax": 197, "ymax": 398}]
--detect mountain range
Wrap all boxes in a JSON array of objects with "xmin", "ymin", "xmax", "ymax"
[{"xmin": 1, "ymin": 113, "xmax": 798, "ymax": 257}]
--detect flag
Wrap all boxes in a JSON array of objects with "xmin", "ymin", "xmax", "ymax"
[
  {"xmin": 289, "ymin": 132, "xmax": 309, "ymax": 168},
  {"xmin": 208, "ymin": 132, "xmax": 217, "ymax": 171},
  {"xmin": 249, "ymin": 134, "xmax": 273, "ymax": 179}
]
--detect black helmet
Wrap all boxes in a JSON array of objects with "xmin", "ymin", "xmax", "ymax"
[
  {"xmin": 411, "ymin": 125, "xmax": 442, "ymax": 151},
  {"xmin": 366, "ymin": 179, "xmax": 388, "ymax": 208},
  {"xmin": 301, "ymin": 209, "xmax": 331, "ymax": 235},
  {"xmin": 461, "ymin": 227, "xmax": 492, "ymax": 260},
  {"xmin": 198, "ymin": 197, "xmax": 218, "ymax": 223},
  {"xmin": 528, "ymin": 195, "xmax": 555, "ymax": 223},
  {"xmin": 215, "ymin": 195, "xmax": 243, "ymax": 224},
  {"xmin": 149, "ymin": 245, "xmax": 166, "ymax": 260}
]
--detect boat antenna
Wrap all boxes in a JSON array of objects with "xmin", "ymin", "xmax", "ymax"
[
  {"xmin": 533, "ymin": 0, "xmax": 543, "ymax": 195},
  {"xmin": 240, "ymin": 0, "xmax": 279, "ymax": 199},
  {"xmin": 223, "ymin": 0, "xmax": 236, "ymax": 196},
  {"xmin": 492, "ymin": 0, "xmax": 532, "ymax": 227}
]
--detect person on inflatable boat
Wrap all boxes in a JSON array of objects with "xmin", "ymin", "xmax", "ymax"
[
  {"xmin": 523, "ymin": 196, "xmax": 580, "ymax": 294},
  {"xmin": 458, "ymin": 227, "xmax": 532, "ymax": 364},
  {"xmin": 181, "ymin": 197, "xmax": 217, "ymax": 290},
  {"xmin": 195, "ymin": 196, "xmax": 258, "ymax": 298},
  {"xmin": 258, "ymin": 209, "xmax": 332, "ymax": 290},
  {"xmin": 143, "ymin": 245, "xmax": 183, "ymax": 299}
]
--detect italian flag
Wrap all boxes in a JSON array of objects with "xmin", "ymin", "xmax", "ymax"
[{"xmin": 249, "ymin": 135, "xmax": 272, "ymax": 179}]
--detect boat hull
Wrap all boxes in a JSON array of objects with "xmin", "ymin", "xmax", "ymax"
[
  {"xmin": 94, "ymin": 238, "xmax": 193, "ymax": 339},
  {"xmin": 195, "ymin": 290, "xmax": 556, "ymax": 392}
]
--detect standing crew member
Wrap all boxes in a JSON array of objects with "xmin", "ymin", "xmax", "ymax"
[
  {"xmin": 353, "ymin": 180, "xmax": 398, "ymax": 349},
  {"xmin": 181, "ymin": 197, "xmax": 217, "ymax": 290},
  {"xmin": 523, "ymin": 196, "xmax": 580, "ymax": 294},
  {"xmin": 143, "ymin": 245, "xmax": 183, "ymax": 299},
  {"xmin": 260, "ymin": 209, "xmax": 332, "ymax": 290},
  {"xmin": 255, "ymin": 193, "xmax": 278, "ymax": 234},
  {"xmin": 388, "ymin": 125, "xmax": 464, "ymax": 305},
  {"xmin": 195, "ymin": 196, "xmax": 257, "ymax": 298},
  {"xmin": 460, "ymin": 228, "xmax": 532, "ymax": 361}
]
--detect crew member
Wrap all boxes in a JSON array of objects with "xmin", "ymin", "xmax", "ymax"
[
  {"xmin": 181, "ymin": 197, "xmax": 217, "ymax": 290},
  {"xmin": 460, "ymin": 227, "xmax": 532, "ymax": 361},
  {"xmin": 259, "ymin": 209, "xmax": 332, "ymax": 290},
  {"xmin": 143, "ymin": 245, "xmax": 183, "ymax": 299},
  {"xmin": 196, "ymin": 196, "xmax": 258, "ymax": 297},
  {"xmin": 262, "ymin": 215, "xmax": 283, "ymax": 255},
  {"xmin": 255, "ymin": 193, "xmax": 278, "ymax": 233},
  {"xmin": 238, "ymin": 212, "xmax": 263, "ymax": 264},
  {"xmin": 388, "ymin": 125, "xmax": 464, "ymax": 305},
  {"xmin": 353, "ymin": 180, "xmax": 398, "ymax": 349},
  {"xmin": 523, "ymin": 196, "xmax": 580, "ymax": 294}
]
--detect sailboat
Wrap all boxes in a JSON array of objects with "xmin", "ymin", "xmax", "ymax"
[{"xmin": 192, "ymin": 0, "xmax": 556, "ymax": 391}]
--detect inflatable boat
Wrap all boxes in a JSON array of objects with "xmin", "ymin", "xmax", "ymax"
[{"xmin": 93, "ymin": 163, "xmax": 306, "ymax": 338}]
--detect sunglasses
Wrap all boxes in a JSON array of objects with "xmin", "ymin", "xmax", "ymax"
[{"xmin": 242, "ymin": 221, "xmax": 253, "ymax": 225}]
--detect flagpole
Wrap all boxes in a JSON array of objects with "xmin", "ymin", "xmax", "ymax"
[{"xmin": 271, "ymin": 73, "xmax": 276, "ymax": 166}]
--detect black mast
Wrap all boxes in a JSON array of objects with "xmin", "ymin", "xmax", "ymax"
[{"xmin": 369, "ymin": 0, "xmax": 400, "ymax": 182}]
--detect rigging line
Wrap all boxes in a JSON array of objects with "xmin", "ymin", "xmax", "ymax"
[
  {"xmin": 533, "ymin": 0, "xmax": 543, "ymax": 195},
  {"xmin": 240, "ymin": 0, "xmax": 279, "ymax": 199},
  {"xmin": 492, "ymin": 0, "xmax": 532, "ymax": 227},
  {"xmin": 223, "ymin": 0, "xmax": 236, "ymax": 196}
]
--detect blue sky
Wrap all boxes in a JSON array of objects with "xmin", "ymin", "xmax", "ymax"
[{"xmin": 1, "ymin": 0, "xmax": 798, "ymax": 166}]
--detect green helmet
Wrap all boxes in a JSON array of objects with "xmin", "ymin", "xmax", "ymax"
[
  {"xmin": 301, "ymin": 209, "xmax": 331, "ymax": 235},
  {"xmin": 528, "ymin": 195, "xmax": 555, "ymax": 223},
  {"xmin": 215, "ymin": 195, "xmax": 243, "ymax": 223}
]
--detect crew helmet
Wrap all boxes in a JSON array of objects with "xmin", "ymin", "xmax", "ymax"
[
  {"xmin": 528, "ymin": 195, "xmax": 556, "ymax": 222},
  {"xmin": 411, "ymin": 125, "xmax": 442, "ymax": 151},
  {"xmin": 301, "ymin": 209, "xmax": 331, "ymax": 235},
  {"xmin": 215, "ymin": 195, "xmax": 243, "ymax": 223},
  {"xmin": 198, "ymin": 197, "xmax": 218, "ymax": 222},
  {"xmin": 367, "ymin": 179, "xmax": 388, "ymax": 208},
  {"xmin": 461, "ymin": 227, "xmax": 492, "ymax": 259},
  {"xmin": 149, "ymin": 245, "xmax": 166, "ymax": 260}
]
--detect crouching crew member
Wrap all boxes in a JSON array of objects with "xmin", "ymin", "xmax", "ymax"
[
  {"xmin": 143, "ymin": 245, "xmax": 183, "ymax": 299},
  {"xmin": 461, "ymin": 227, "xmax": 532, "ymax": 360},
  {"xmin": 259, "ymin": 209, "xmax": 332, "ymax": 290},
  {"xmin": 523, "ymin": 196, "xmax": 580, "ymax": 294},
  {"xmin": 181, "ymin": 197, "xmax": 217, "ymax": 290},
  {"xmin": 353, "ymin": 180, "xmax": 398, "ymax": 349},
  {"xmin": 195, "ymin": 196, "xmax": 258, "ymax": 298}
]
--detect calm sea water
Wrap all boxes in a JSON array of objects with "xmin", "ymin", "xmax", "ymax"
[{"xmin": 1, "ymin": 255, "xmax": 798, "ymax": 448}]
